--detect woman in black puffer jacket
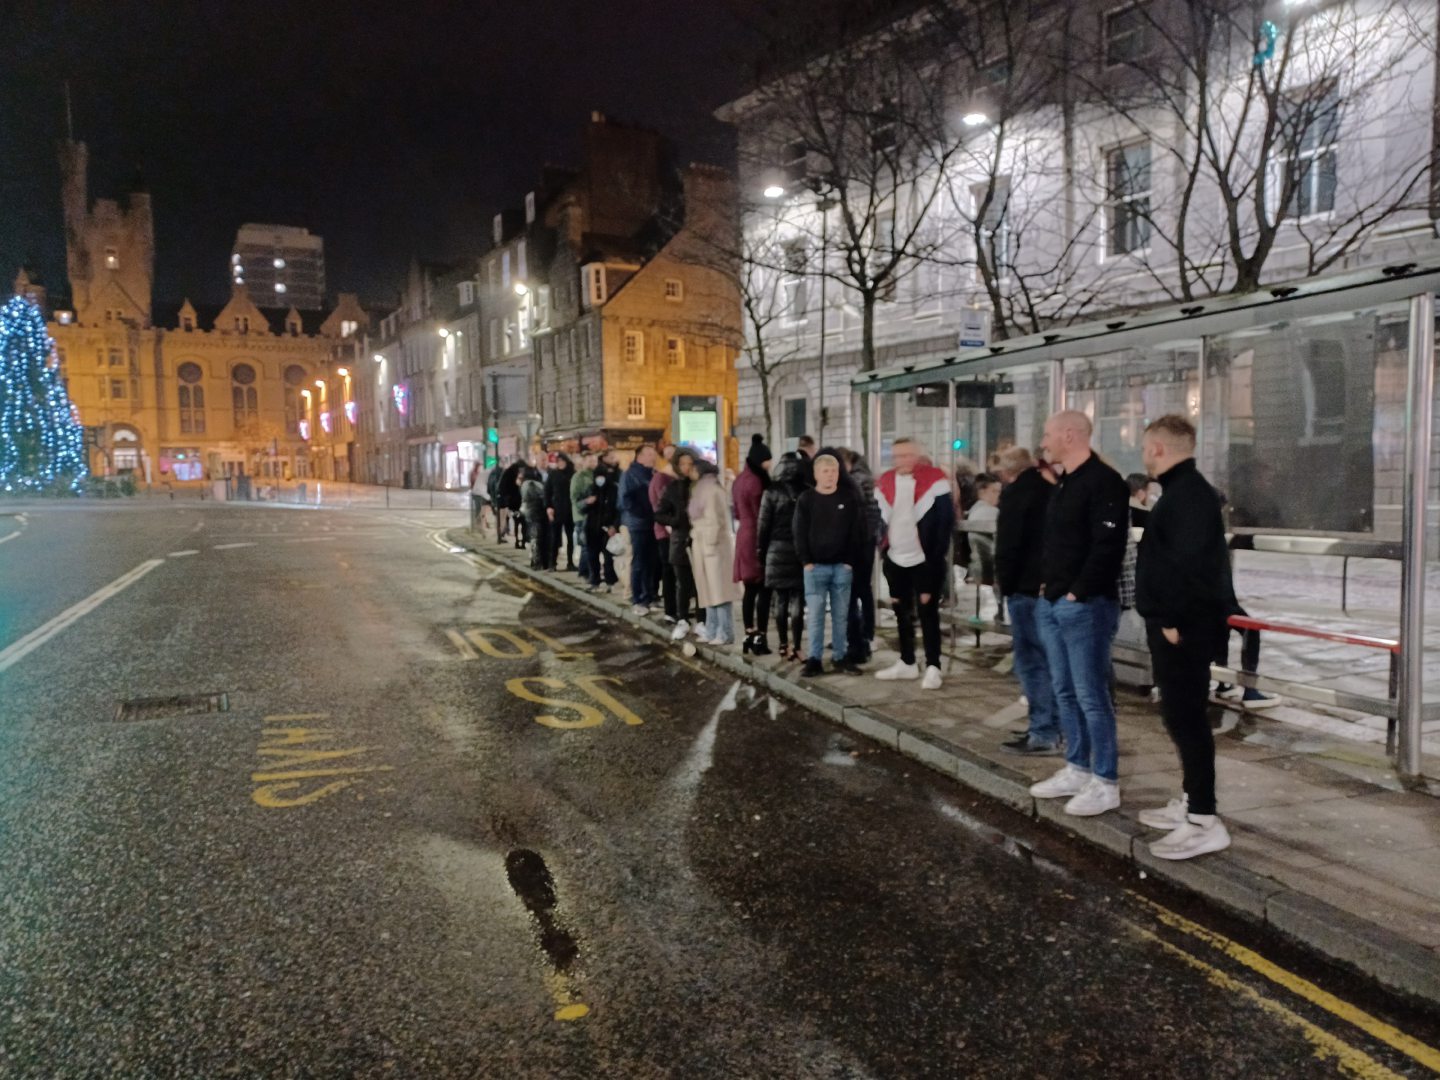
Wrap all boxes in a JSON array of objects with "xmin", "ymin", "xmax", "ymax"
[{"xmin": 757, "ymin": 452, "xmax": 806, "ymax": 660}]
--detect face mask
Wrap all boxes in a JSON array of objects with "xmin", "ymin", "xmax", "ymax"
[{"xmin": 596, "ymin": 477, "xmax": 606, "ymax": 487}]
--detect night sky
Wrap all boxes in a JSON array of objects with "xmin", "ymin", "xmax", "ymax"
[{"xmin": 1, "ymin": 1, "xmax": 756, "ymax": 310}]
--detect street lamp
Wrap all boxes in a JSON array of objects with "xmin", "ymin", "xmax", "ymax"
[
  {"xmin": 763, "ymin": 185, "xmax": 785, "ymax": 199},
  {"xmin": 514, "ymin": 281, "xmax": 529, "ymax": 296},
  {"xmin": 438, "ymin": 327, "xmax": 449, "ymax": 338},
  {"xmin": 962, "ymin": 111, "xmax": 991, "ymax": 127}
]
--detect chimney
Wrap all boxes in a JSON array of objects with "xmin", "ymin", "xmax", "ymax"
[{"xmin": 683, "ymin": 164, "xmax": 737, "ymax": 249}]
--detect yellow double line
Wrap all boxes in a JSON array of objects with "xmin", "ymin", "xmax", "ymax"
[{"xmin": 1127, "ymin": 893, "xmax": 1440, "ymax": 1077}]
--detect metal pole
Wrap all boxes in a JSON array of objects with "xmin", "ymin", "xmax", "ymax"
[
  {"xmin": 1397, "ymin": 289, "xmax": 1434, "ymax": 778},
  {"xmin": 1194, "ymin": 338, "xmax": 1206, "ymax": 474},
  {"xmin": 1050, "ymin": 358, "xmax": 1066, "ymax": 413},
  {"xmin": 817, "ymin": 200, "xmax": 829, "ymax": 446},
  {"xmin": 947, "ymin": 380, "xmax": 957, "ymax": 472},
  {"xmin": 868, "ymin": 390, "xmax": 882, "ymax": 468}
]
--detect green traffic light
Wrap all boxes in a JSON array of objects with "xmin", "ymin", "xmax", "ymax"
[{"xmin": 951, "ymin": 438, "xmax": 968, "ymax": 451}]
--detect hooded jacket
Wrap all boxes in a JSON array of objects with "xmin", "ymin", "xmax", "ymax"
[
  {"xmin": 757, "ymin": 453, "xmax": 805, "ymax": 591},
  {"xmin": 570, "ymin": 465, "xmax": 594, "ymax": 527},
  {"xmin": 584, "ymin": 462, "xmax": 621, "ymax": 544},
  {"xmin": 520, "ymin": 470, "xmax": 546, "ymax": 522},
  {"xmin": 620, "ymin": 459, "xmax": 656, "ymax": 531},
  {"xmin": 877, "ymin": 463, "xmax": 955, "ymax": 593}
]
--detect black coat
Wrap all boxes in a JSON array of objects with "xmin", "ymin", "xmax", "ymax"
[
  {"xmin": 544, "ymin": 459, "xmax": 575, "ymax": 524},
  {"xmin": 653, "ymin": 474, "xmax": 693, "ymax": 567},
  {"xmin": 1136, "ymin": 458, "xmax": 1238, "ymax": 634},
  {"xmin": 758, "ymin": 456, "xmax": 805, "ymax": 591},
  {"xmin": 995, "ymin": 467, "xmax": 1052, "ymax": 598},
  {"xmin": 497, "ymin": 462, "xmax": 523, "ymax": 511},
  {"xmin": 1039, "ymin": 453, "xmax": 1129, "ymax": 602},
  {"xmin": 583, "ymin": 464, "xmax": 621, "ymax": 545}
]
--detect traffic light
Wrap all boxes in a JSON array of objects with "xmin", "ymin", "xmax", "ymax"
[
  {"xmin": 951, "ymin": 438, "xmax": 968, "ymax": 452},
  {"xmin": 485, "ymin": 455, "xmax": 498, "ymax": 468},
  {"xmin": 486, "ymin": 427, "xmax": 499, "ymax": 444}
]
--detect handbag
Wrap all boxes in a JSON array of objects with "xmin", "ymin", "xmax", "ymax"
[{"xmin": 606, "ymin": 531, "xmax": 630, "ymax": 558}]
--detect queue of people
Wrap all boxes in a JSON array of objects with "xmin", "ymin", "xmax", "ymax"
[{"xmin": 470, "ymin": 410, "xmax": 1245, "ymax": 861}]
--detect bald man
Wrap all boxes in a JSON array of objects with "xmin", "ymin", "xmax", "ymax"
[{"xmin": 1027, "ymin": 410, "xmax": 1130, "ymax": 817}]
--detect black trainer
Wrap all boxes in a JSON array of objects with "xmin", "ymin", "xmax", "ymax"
[
  {"xmin": 800, "ymin": 658, "xmax": 825, "ymax": 678},
  {"xmin": 1000, "ymin": 734, "xmax": 1062, "ymax": 756},
  {"xmin": 839, "ymin": 662, "xmax": 864, "ymax": 676}
]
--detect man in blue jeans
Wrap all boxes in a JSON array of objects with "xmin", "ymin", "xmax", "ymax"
[
  {"xmin": 1030, "ymin": 410, "xmax": 1130, "ymax": 816},
  {"xmin": 793, "ymin": 454, "xmax": 867, "ymax": 677},
  {"xmin": 619, "ymin": 444, "xmax": 659, "ymax": 616},
  {"xmin": 993, "ymin": 446, "xmax": 1061, "ymax": 756}
]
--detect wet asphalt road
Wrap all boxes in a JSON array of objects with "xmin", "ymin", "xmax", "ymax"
[{"xmin": 0, "ymin": 501, "xmax": 1437, "ymax": 1079}]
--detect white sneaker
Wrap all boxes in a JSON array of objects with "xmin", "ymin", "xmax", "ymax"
[
  {"xmin": 875, "ymin": 660, "xmax": 920, "ymax": 681},
  {"xmin": 693, "ymin": 626, "xmax": 713, "ymax": 645},
  {"xmin": 1138, "ymin": 795, "xmax": 1189, "ymax": 830},
  {"xmin": 1149, "ymin": 817, "xmax": 1231, "ymax": 860},
  {"xmin": 670, "ymin": 620, "xmax": 690, "ymax": 642},
  {"xmin": 1064, "ymin": 777, "xmax": 1121, "ymax": 817},
  {"xmin": 631, "ymin": 604, "xmax": 650, "ymax": 617},
  {"xmin": 921, "ymin": 666, "xmax": 943, "ymax": 690},
  {"xmin": 1029, "ymin": 764, "xmax": 1090, "ymax": 799}
]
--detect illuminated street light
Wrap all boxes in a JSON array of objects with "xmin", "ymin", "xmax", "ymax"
[
  {"xmin": 373, "ymin": 353, "xmax": 384, "ymax": 363},
  {"xmin": 962, "ymin": 112, "xmax": 991, "ymax": 127},
  {"xmin": 337, "ymin": 367, "xmax": 349, "ymax": 377},
  {"xmin": 763, "ymin": 185, "xmax": 785, "ymax": 199},
  {"xmin": 514, "ymin": 282, "xmax": 529, "ymax": 296},
  {"xmin": 438, "ymin": 327, "xmax": 449, "ymax": 338},
  {"xmin": 314, "ymin": 379, "xmax": 325, "ymax": 389}
]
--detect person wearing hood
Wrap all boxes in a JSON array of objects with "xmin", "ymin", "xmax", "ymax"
[
  {"xmin": 620, "ymin": 445, "xmax": 660, "ymax": 616},
  {"xmin": 875, "ymin": 437, "xmax": 955, "ymax": 690},
  {"xmin": 544, "ymin": 453, "xmax": 576, "ymax": 571},
  {"xmin": 794, "ymin": 452, "xmax": 867, "ymax": 676},
  {"xmin": 656, "ymin": 447, "xmax": 701, "ymax": 638},
  {"xmin": 650, "ymin": 446, "xmax": 681, "ymax": 624},
  {"xmin": 758, "ymin": 452, "xmax": 807, "ymax": 661},
  {"xmin": 733, "ymin": 434, "xmax": 773, "ymax": 655},
  {"xmin": 497, "ymin": 459, "xmax": 525, "ymax": 548},
  {"xmin": 520, "ymin": 465, "xmax": 549, "ymax": 570},
  {"xmin": 570, "ymin": 452, "xmax": 596, "ymax": 581},
  {"xmin": 688, "ymin": 458, "xmax": 743, "ymax": 645},
  {"xmin": 582, "ymin": 451, "xmax": 622, "ymax": 592}
]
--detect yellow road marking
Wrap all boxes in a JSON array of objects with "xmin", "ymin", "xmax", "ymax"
[
  {"xmin": 506, "ymin": 677, "xmax": 607, "ymax": 729},
  {"xmin": 445, "ymin": 629, "xmax": 478, "ymax": 659},
  {"xmin": 543, "ymin": 972, "xmax": 590, "ymax": 1022},
  {"xmin": 1131, "ymin": 925, "xmax": 1407, "ymax": 1079},
  {"xmin": 466, "ymin": 628, "xmax": 537, "ymax": 659},
  {"xmin": 1130, "ymin": 893, "xmax": 1440, "ymax": 1074},
  {"xmin": 262, "ymin": 713, "xmax": 332, "ymax": 722},
  {"xmin": 250, "ymin": 765, "xmax": 395, "ymax": 782},
  {"xmin": 573, "ymin": 675, "xmax": 643, "ymax": 726}
]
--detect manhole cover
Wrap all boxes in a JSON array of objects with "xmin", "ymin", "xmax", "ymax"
[{"xmin": 114, "ymin": 693, "xmax": 230, "ymax": 722}]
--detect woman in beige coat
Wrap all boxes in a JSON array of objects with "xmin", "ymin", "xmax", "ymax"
[{"xmin": 688, "ymin": 459, "xmax": 743, "ymax": 645}]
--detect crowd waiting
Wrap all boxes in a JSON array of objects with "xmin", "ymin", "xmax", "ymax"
[{"xmin": 470, "ymin": 410, "xmax": 1259, "ymax": 863}]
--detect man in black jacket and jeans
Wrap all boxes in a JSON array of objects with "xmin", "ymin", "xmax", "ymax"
[
  {"xmin": 1029, "ymin": 410, "xmax": 1130, "ymax": 818},
  {"xmin": 1135, "ymin": 415, "xmax": 1236, "ymax": 860},
  {"xmin": 994, "ymin": 446, "xmax": 1061, "ymax": 756}
]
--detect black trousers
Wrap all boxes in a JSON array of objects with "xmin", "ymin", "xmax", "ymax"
[
  {"xmin": 527, "ymin": 515, "xmax": 550, "ymax": 568},
  {"xmin": 773, "ymin": 588, "xmax": 804, "ymax": 649},
  {"xmin": 673, "ymin": 557, "xmax": 698, "ymax": 622},
  {"xmin": 658, "ymin": 541, "xmax": 677, "ymax": 619},
  {"xmin": 742, "ymin": 581, "xmax": 771, "ymax": 635},
  {"xmin": 847, "ymin": 544, "xmax": 876, "ymax": 660},
  {"xmin": 1148, "ymin": 621, "xmax": 1220, "ymax": 816},
  {"xmin": 883, "ymin": 558, "xmax": 942, "ymax": 669},
  {"xmin": 548, "ymin": 520, "xmax": 574, "ymax": 569}
]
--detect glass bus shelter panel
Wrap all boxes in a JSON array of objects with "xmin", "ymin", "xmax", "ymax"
[
  {"xmin": 1421, "ymin": 307, "xmax": 1440, "ymax": 777},
  {"xmin": 876, "ymin": 383, "xmax": 949, "ymax": 469},
  {"xmin": 1064, "ymin": 343, "xmax": 1200, "ymax": 480},
  {"xmin": 1203, "ymin": 301, "xmax": 1409, "ymax": 537}
]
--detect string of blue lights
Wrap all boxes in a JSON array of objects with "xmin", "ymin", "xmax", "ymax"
[{"xmin": 0, "ymin": 295, "xmax": 88, "ymax": 493}]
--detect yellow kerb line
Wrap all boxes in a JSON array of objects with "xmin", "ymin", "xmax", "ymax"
[
  {"xmin": 1130, "ymin": 925, "xmax": 1407, "ymax": 1080},
  {"xmin": 1129, "ymin": 892, "xmax": 1440, "ymax": 1074}
]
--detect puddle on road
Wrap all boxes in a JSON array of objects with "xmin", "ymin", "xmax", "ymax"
[{"xmin": 504, "ymin": 848, "xmax": 589, "ymax": 1020}]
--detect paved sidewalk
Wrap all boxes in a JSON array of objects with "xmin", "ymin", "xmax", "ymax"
[{"xmin": 452, "ymin": 528, "xmax": 1440, "ymax": 1005}]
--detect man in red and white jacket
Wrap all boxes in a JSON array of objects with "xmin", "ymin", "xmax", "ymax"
[{"xmin": 875, "ymin": 437, "xmax": 955, "ymax": 689}]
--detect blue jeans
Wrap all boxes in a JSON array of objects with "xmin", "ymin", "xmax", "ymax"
[
  {"xmin": 576, "ymin": 539, "xmax": 591, "ymax": 581},
  {"xmin": 1036, "ymin": 596, "xmax": 1120, "ymax": 782},
  {"xmin": 804, "ymin": 563, "xmax": 852, "ymax": 663},
  {"xmin": 704, "ymin": 602, "xmax": 735, "ymax": 644},
  {"xmin": 1008, "ymin": 594, "xmax": 1061, "ymax": 747},
  {"xmin": 629, "ymin": 527, "xmax": 658, "ymax": 606}
]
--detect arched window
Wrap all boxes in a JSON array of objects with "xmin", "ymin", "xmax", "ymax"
[
  {"xmin": 177, "ymin": 362, "xmax": 205, "ymax": 434},
  {"xmin": 231, "ymin": 363, "xmax": 259, "ymax": 428},
  {"xmin": 283, "ymin": 364, "xmax": 307, "ymax": 435}
]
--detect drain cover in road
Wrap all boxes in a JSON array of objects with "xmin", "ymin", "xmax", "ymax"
[{"xmin": 114, "ymin": 693, "xmax": 230, "ymax": 722}]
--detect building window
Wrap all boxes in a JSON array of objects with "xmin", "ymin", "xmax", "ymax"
[
  {"xmin": 110, "ymin": 378, "xmax": 127, "ymax": 400},
  {"xmin": 623, "ymin": 330, "xmax": 644, "ymax": 365},
  {"xmin": 488, "ymin": 318, "xmax": 500, "ymax": 358},
  {"xmin": 584, "ymin": 265, "xmax": 607, "ymax": 308},
  {"xmin": 232, "ymin": 363, "xmax": 259, "ymax": 427},
  {"xmin": 1104, "ymin": 3, "xmax": 1153, "ymax": 67},
  {"xmin": 664, "ymin": 278, "xmax": 684, "ymax": 302},
  {"xmin": 502, "ymin": 250, "xmax": 511, "ymax": 290},
  {"xmin": 57, "ymin": 310, "xmax": 73, "ymax": 325},
  {"xmin": 104, "ymin": 246, "xmax": 119, "ymax": 270},
  {"xmin": 458, "ymin": 281, "xmax": 476, "ymax": 306},
  {"xmin": 525, "ymin": 191, "xmax": 537, "ymax": 223},
  {"xmin": 870, "ymin": 97, "xmax": 899, "ymax": 153},
  {"xmin": 666, "ymin": 336, "xmax": 685, "ymax": 367},
  {"xmin": 783, "ymin": 239, "xmax": 809, "ymax": 322},
  {"xmin": 235, "ymin": 316, "xmax": 250, "ymax": 333},
  {"xmin": 1284, "ymin": 86, "xmax": 1340, "ymax": 220},
  {"xmin": 626, "ymin": 394, "xmax": 646, "ymax": 420},
  {"xmin": 973, "ymin": 177, "xmax": 1011, "ymax": 280},
  {"xmin": 181, "ymin": 314, "xmax": 195, "ymax": 331},
  {"xmin": 287, "ymin": 318, "xmax": 300, "ymax": 336},
  {"xmin": 340, "ymin": 319, "xmax": 358, "ymax": 337},
  {"xmin": 1106, "ymin": 141, "xmax": 1151, "ymax": 256},
  {"xmin": 875, "ymin": 209, "xmax": 897, "ymax": 302},
  {"xmin": 283, "ymin": 365, "xmax": 306, "ymax": 434},
  {"xmin": 783, "ymin": 141, "xmax": 809, "ymax": 187},
  {"xmin": 109, "ymin": 349, "xmax": 123, "ymax": 367},
  {"xmin": 517, "ymin": 240, "xmax": 527, "ymax": 282},
  {"xmin": 178, "ymin": 363, "xmax": 205, "ymax": 434},
  {"xmin": 784, "ymin": 397, "xmax": 807, "ymax": 442}
]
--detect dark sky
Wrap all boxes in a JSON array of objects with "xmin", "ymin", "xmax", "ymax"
[{"xmin": 1, "ymin": 1, "xmax": 756, "ymax": 309}]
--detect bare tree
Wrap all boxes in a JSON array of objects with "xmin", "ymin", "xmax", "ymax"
[{"xmin": 1076, "ymin": 0, "xmax": 1434, "ymax": 299}]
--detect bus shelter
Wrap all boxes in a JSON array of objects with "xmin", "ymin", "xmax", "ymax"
[{"xmin": 852, "ymin": 263, "xmax": 1439, "ymax": 780}]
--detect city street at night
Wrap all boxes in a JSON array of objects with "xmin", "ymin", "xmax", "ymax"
[{"xmin": 1, "ymin": 499, "xmax": 1437, "ymax": 1078}]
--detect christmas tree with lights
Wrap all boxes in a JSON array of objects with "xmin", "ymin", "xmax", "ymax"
[{"xmin": 0, "ymin": 294, "xmax": 88, "ymax": 493}]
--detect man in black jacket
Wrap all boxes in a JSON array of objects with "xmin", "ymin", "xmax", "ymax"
[
  {"xmin": 1029, "ymin": 410, "xmax": 1130, "ymax": 818},
  {"xmin": 544, "ymin": 453, "xmax": 576, "ymax": 571},
  {"xmin": 794, "ymin": 453, "xmax": 867, "ymax": 677},
  {"xmin": 1135, "ymin": 415, "xmax": 1236, "ymax": 860},
  {"xmin": 994, "ymin": 446, "xmax": 1061, "ymax": 756}
]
